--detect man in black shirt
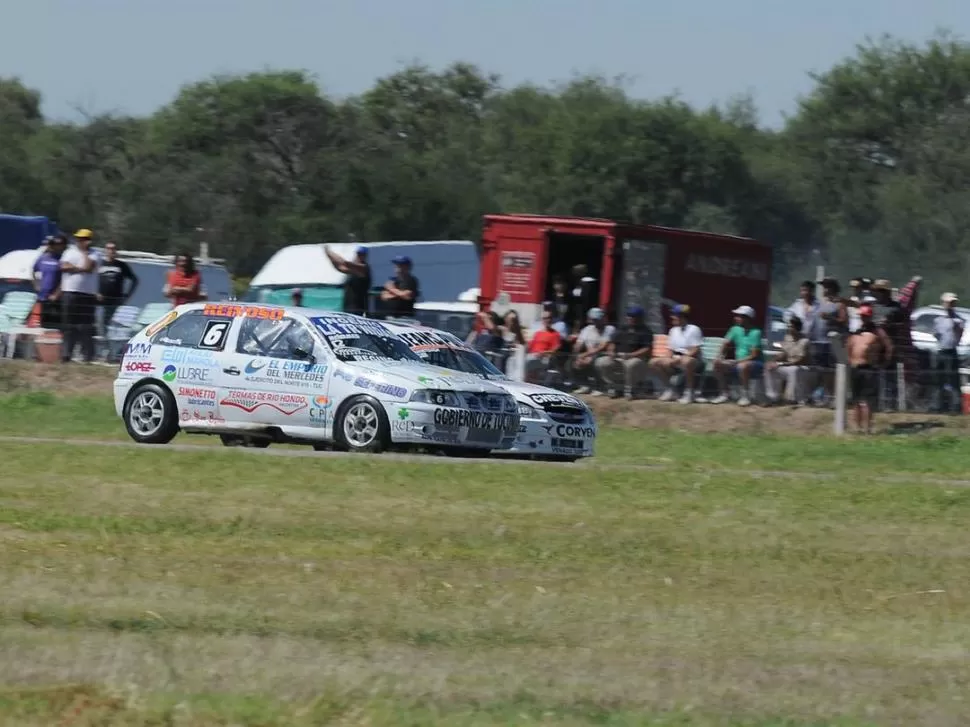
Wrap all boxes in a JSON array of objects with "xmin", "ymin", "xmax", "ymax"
[
  {"xmin": 380, "ymin": 255, "xmax": 420, "ymax": 317},
  {"xmin": 325, "ymin": 245, "xmax": 372, "ymax": 316},
  {"xmin": 97, "ymin": 241, "xmax": 138, "ymax": 339},
  {"xmin": 596, "ymin": 305, "xmax": 654, "ymax": 400}
]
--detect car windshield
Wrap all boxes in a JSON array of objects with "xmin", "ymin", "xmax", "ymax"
[
  {"xmin": 311, "ymin": 315, "xmax": 423, "ymax": 362},
  {"xmin": 396, "ymin": 328, "xmax": 508, "ymax": 379}
]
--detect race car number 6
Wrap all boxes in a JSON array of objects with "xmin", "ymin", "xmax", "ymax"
[{"xmin": 200, "ymin": 320, "xmax": 230, "ymax": 348}]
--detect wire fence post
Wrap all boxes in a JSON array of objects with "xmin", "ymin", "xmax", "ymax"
[
  {"xmin": 895, "ymin": 362, "xmax": 906, "ymax": 412},
  {"xmin": 829, "ymin": 331, "xmax": 848, "ymax": 436}
]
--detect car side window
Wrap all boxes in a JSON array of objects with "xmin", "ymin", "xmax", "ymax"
[
  {"xmin": 150, "ymin": 310, "xmax": 233, "ymax": 351},
  {"xmin": 236, "ymin": 316, "xmax": 317, "ymax": 360},
  {"xmin": 912, "ymin": 314, "xmax": 938, "ymax": 335}
]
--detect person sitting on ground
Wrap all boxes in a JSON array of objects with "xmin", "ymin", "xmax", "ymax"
[
  {"xmin": 596, "ymin": 305, "xmax": 653, "ymax": 400},
  {"xmin": 712, "ymin": 305, "xmax": 763, "ymax": 406},
  {"xmin": 570, "ymin": 307, "xmax": 615, "ymax": 396},
  {"xmin": 846, "ymin": 305, "xmax": 893, "ymax": 434},
  {"xmin": 650, "ymin": 304, "xmax": 704, "ymax": 404},
  {"xmin": 526, "ymin": 310, "xmax": 563, "ymax": 382},
  {"xmin": 764, "ymin": 314, "xmax": 811, "ymax": 405}
]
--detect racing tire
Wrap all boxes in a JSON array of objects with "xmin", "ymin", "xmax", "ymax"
[
  {"xmin": 123, "ymin": 382, "xmax": 179, "ymax": 445},
  {"xmin": 220, "ymin": 434, "xmax": 270, "ymax": 448},
  {"xmin": 333, "ymin": 395, "xmax": 390, "ymax": 454}
]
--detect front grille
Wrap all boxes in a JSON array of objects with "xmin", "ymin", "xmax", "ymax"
[{"xmin": 544, "ymin": 405, "xmax": 587, "ymax": 424}]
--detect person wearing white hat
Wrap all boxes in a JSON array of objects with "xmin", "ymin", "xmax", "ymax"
[
  {"xmin": 711, "ymin": 305, "xmax": 764, "ymax": 406},
  {"xmin": 934, "ymin": 292, "xmax": 964, "ymax": 412},
  {"xmin": 570, "ymin": 307, "xmax": 615, "ymax": 395}
]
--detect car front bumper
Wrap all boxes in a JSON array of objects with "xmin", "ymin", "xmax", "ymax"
[
  {"xmin": 387, "ymin": 403, "xmax": 519, "ymax": 450},
  {"xmin": 500, "ymin": 417, "xmax": 596, "ymax": 458}
]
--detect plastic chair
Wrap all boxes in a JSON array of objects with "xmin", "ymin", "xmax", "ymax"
[
  {"xmin": 0, "ymin": 291, "xmax": 39, "ymax": 359},
  {"xmin": 96, "ymin": 305, "xmax": 141, "ymax": 360},
  {"xmin": 133, "ymin": 302, "xmax": 174, "ymax": 332}
]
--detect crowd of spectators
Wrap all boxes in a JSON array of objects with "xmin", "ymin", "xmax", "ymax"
[{"xmin": 473, "ymin": 273, "xmax": 965, "ymax": 421}]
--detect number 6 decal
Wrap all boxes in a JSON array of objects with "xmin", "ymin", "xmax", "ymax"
[{"xmin": 200, "ymin": 319, "xmax": 230, "ymax": 350}]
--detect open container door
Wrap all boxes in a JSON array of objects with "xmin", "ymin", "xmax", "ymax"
[{"xmin": 615, "ymin": 237, "xmax": 669, "ymax": 336}]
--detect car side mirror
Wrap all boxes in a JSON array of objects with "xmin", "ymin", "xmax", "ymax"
[{"xmin": 293, "ymin": 346, "xmax": 315, "ymax": 364}]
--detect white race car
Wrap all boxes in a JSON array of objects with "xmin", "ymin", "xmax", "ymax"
[
  {"xmin": 114, "ymin": 303, "xmax": 520, "ymax": 454},
  {"xmin": 383, "ymin": 320, "xmax": 597, "ymax": 461}
]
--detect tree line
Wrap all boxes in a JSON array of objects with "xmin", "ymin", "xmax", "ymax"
[{"xmin": 2, "ymin": 32, "xmax": 970, "ymax": 300}]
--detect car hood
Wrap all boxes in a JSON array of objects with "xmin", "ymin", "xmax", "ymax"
[
  {"xmin": 343, "ymin": 360, "xmax": 508, "ymax": 394},
  {"xmin": 494, "ymin": 379, "xmax": 589, "ymax": 410}
]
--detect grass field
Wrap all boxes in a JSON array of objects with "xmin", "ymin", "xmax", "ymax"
[{"xmin": 3, "ymin": 367, "xmax": 970, "ymax": 725}]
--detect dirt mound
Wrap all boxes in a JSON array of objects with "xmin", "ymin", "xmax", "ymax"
[{"xmin": 0, "ymin": 361, "xmax": 116, "ymax": 397}]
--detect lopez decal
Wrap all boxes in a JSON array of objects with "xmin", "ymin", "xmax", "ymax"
[{"xmin": 124, "ymin": 360, "xmax": 154, "ymax": 373}]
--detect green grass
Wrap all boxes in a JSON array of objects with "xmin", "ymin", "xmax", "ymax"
[
  {"xmin": 3, "ymin": 392, "xmax": 970, "ymax": 478},
  {"xmin": 1, "ymin": 441, "xmax": 969, "ymax": 725}
]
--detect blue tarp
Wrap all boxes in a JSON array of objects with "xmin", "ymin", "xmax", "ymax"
[
  {"xmin": 366, "ymin": 242, "xmax": 479, "ymax": 302},
  {"xmin": 0, "ymin": 214, "xmax": 58, "ymax": 257}
]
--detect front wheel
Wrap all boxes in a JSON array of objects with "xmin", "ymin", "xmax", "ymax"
[
  {"xmin": 123, "ymin": 383, "xmax": 179, "ymax": 444},
  {"xmin": 334, "ymin": 395, "xmax": 390, "ymax": 453}
]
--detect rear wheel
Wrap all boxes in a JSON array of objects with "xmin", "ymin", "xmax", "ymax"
[
  {"xmin": 123, "ymin": 383, "xmax": 179, "ymax": 444},
  {"xmin": 334, "ymin": 396, "xmax": 389, "ymax": 453}
]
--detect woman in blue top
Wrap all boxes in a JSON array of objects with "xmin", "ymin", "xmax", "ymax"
[{"xmin": 712, "ymin": 305, "xmax": 763, "ymax": 406}]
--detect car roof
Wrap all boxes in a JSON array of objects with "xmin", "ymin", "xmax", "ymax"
[{"xmin": 183, "ymin": 302, "xmax": 377, "ymax": 323}]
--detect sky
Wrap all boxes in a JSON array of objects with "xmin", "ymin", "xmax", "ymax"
[{"xmin": 3, "ymin": 0, "xmax": 968, "ymax": 127}]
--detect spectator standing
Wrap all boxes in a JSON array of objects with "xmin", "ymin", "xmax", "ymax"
[
  {"xmin": 163, "ymin": 252, "xmax": 205, "ymax": 307},
  {"xmin": 549, "ymin": 275, "xmax": 572, "ymax": 329},
  {"xmin": 502, "ymin": 310, "xmax": 526, "ymax": 348},
  {"xmin": 764, "ymin": 315, "xmax": 811, "ymax": 405},
  {"xmin": 597, "ymin": 305, "xmax": 653, "ymax": 400},
  {"xmin": 846, "ymin": 305, "xmax": 893, "ymax": 434},
  {"xmin": 59, "ymin": 228, "xmax": 101, "ymax": 363},
  {"xmin": 788, "ymin": 280, "xmax": 825, "ymax": 353},
  {"xmin": 525, "ymin": 310, "xmax": 563, "ymax": 382},
  {"xmin": 570, "ymin": 308, "xmax": 615, "ymax": 396},
  {"xmin": 97, "ymin": 241, "xmax": 139, "ymax": 337},
  {"xmin": 568, "ymin": 264, "xmax": 597, "ymax": 327},
  {"xmin": 712, "ymin": 305, "xmax": 763, "ymax": 406},
  {"xmin": 814, "ymin": 277, "xmax": 849, "ymax": 401},
  {"xmin": 650, "ymin": 304, "xmax": 704, "ymax": 404},
  {"xmin": 847, "ymin": 276, "xmax": 874, "ymax": 332},
  {"xmin": 324, "ymin": 245, "xmax": 371, "ymax": 316},
  {"xmin": 934, "ymin": 292, "xmax": 963, "ymax": 412},
  {"xmin": 468, "ymin": 311, "xmax": 507, "ymax": 367},
  {"xmin": 32, "ymin": 235, "xmax": 66, "ymax": 330},
  {"xmin": 291, "ymin": 288, "xmax": 304, "ymax": 307},
  {"xmin": 380, "ymin": 255, "xmax": 419, "ymax": 317}
]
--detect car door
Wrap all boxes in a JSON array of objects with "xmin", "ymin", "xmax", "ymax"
[{"xmin": 217, "ymin": 313, "xmax": 331, "ymax": 430}]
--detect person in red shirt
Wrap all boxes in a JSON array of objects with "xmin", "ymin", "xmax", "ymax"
[
  {"xmin": 163, "ymin": 252, "xmax": 206, "ymax": 306},
  {"xmin": 525, "ymin": 311, "xmax": 563, "ymax": 382}
]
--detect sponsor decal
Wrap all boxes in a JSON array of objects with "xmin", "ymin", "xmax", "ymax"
[
  {"xmin": 333, "ymin": 368, "xmax": 354, "ymax": 382},
  {"xmin": 397, "ymin": 407, "xmax": 410, "ymax": 420},
  {"xmin": 220, "ymin": 390, "xmax": 308, "ymax": 415},
  {"xmin": 397, "ymin": 329, "xmax": 470, "ymax": 352},
  {"xmin": 311, "ymin": 316, "xmax": 392, "ymax": 338},
  {"xmin": 392, "ymin": 420, "xmax": 419, "ymax": 433},
  {"xmin": 162, "ymin": 365, "xmax": 211, "ymax": 383},
  {"xmin": 202, "ymin": 303, "xmax": 284, "ymax": 320},
  {"xmin": 145, "ymin": 310, "xmax": 178, "ymax": 337},
  {"xmin": 244, "ymin": 358, "xmax": 329, "ymax": 388},
  {"xmin": 161, "ymin": 348, "xmax": 217, "ymax": 366},
  {"xmin": 180, "ymin": 409, "xmax": 225, "ymax": 423},
  {"xmin": 551, "ymin": 437, "xmax": 584, "ymax": 450},
  {"xmin": 529, "ymin": 392, "xmax": 583, "ymax": 408},
  {"xmin": 424, "ymin": 430, "xmax": 460, "ymax": 444},
  {"xmin": 433, "ymin": 408, "xmax": 519, "ymax": 431},
  {"xmin": 353, "ymin": 376, "xmax": 407, "ymax": 399},
  {"xmin": 308, "ymin": 395, "xmax": 332, "ymax": 426},
  {"xmin": 124, "ymin": 360, "xmax": 154, "ymax": 374},
  {"xmin": 125, "ymin": 341, "xmax": 152, "ymax": 357},
  {"xmin": 417, "ymin": 376, "xmax": 434, "ymax": 384},
  {"xmin": 177, "ymin": 386, "xmax": 217, "ymax": 407},
  {"xmin": 554, "ymin": 424, "xmax": 595, "ymax": 439},
  {"xmin": 685, "ymin": 253, "xmax": 768, "ymax": 282}
]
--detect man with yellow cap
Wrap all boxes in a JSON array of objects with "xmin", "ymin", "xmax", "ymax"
[{"xmin": 59, "ymin": 228, "xmax": 102, "ymax": 363}]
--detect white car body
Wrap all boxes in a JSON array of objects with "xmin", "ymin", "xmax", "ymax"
[
  {"xmin": 383, "ymin": 321, "xmax": 597, "ymax": 460},
  {"xmin": 910, "ymin": 305, "xmax": 970, "ymax": 359},
  {"xmin": 114, "ymin": 303, "xmax": 520, "ymax": 452}
]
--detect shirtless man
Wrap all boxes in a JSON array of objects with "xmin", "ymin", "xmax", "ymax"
[{"xmin": 845, "ymin": 305, "xmax": 893, "ymax": 434}]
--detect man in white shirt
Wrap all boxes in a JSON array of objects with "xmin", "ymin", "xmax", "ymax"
[
  {"xmin": 570, "ymin": 307, "xmax": 615, "ymax": 395},
  {"xmin": 649, "ymin": 304, "xmax": 704, "ymax": 403},
  {"xmin": 59, "ymin": 228, "xmax": 101, "ymax": 363},
  {"xmin": 934, "ymin": 292, "xmax": 964, "ymax": 412}
]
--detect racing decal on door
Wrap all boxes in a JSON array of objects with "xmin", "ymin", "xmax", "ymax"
[
  {"xmin": 198, "ymin": 319, "xmax": 231, "ymax": 350},
  {"xmin": 219, "ymin": 390, "xmax": 309, "ymax": 415}
]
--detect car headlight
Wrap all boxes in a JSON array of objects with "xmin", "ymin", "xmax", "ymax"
[
  {"xmin": 517, "ymin": 402, "xmax": 539, "ymax": 418},
  {"xmin": 410, "ymin": 389, "xmax": 461, "ymax": 407}
]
